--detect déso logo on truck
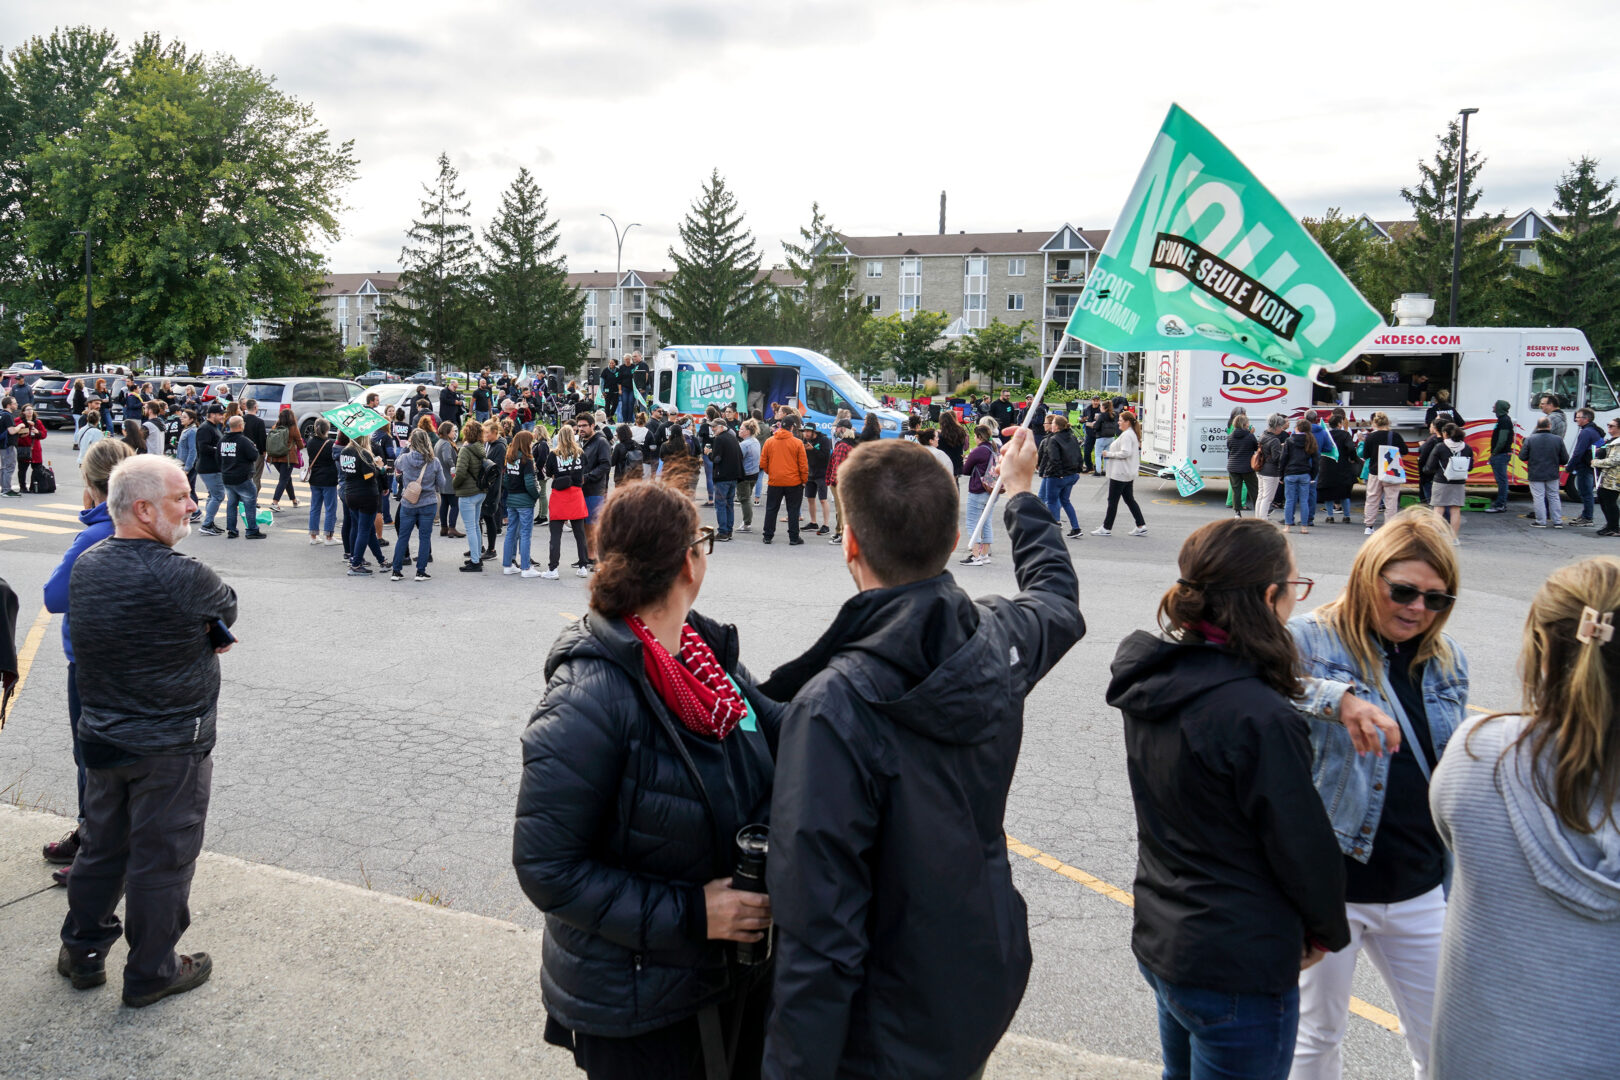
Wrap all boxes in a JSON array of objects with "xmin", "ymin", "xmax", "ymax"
[{"xmin": 1218, "ymin": 354, "xmax": 1287, "ymax": 404}]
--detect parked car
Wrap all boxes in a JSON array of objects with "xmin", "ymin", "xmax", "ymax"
[
  {"xmin": 1, "ymin": 367, "xmax": 65, "ymax": 397},
  {"xmin": 354, "ymin": 369, "xmax": 401, "ymax": 386},
  {"xmin": 30, "ymin": 373, "xmax": 131, "ymax": 429},
  {"xmin": 351, "ymin": 383, "xmax": 446, "ymax": 417},
  {"xmin": 237, "ymin": 377, "xmax": 365, "ymax": 440}
]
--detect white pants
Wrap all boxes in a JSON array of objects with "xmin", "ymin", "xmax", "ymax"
[
  {"xmin": 1364, "ymin": 475, "xmax": 1403, "ymax": 527},
  {"xmin": 1256, "ymin": 474, "xmax": 1281, "ymax": 519},
  {"xmin": 1291, "ymin": 885, "xmax": 1445, "ymax": 1080}
]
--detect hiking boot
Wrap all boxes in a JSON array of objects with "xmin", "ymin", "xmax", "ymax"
[
  {"xmin": 57, "ymin": 944, "xmax": 105, "ymax": 990},
  {"xmin": 43, "ymin": 830, "xmax": 80, "ymax": 865},
  {"xmin": 123, "ymin": 953, "xmax": 212, "ymax": 1008}
]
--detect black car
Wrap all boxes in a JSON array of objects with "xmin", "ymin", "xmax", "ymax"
[{"xmin": 31, "ymin": 374, "xmax": 130, "ymax": 429}]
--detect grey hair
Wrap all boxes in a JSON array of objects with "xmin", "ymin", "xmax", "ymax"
[
  {"xmin": 107, "ymin": 455, "xmax": 183, "ymax": 524},
  {"xmin": 1267, "ymin": 411, "xmax": 1288, "ymax": 432}
]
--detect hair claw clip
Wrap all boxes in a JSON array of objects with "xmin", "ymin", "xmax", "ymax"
[{"xmin": 1576, "ymin": 606, "xmax": 1614, "ymax": 646}]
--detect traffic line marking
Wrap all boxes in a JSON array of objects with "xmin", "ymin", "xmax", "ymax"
[
  {"xmin": 35, "ymin": 503, "xmax": 85, "ymax": 511},
  {"xmin": 0, "ymin": 507, "xmax": 83, "ymax": 524},
  {"xmin": 1004, "ymin": 834, "xmax": 1402, "ymax": 1034},
  {"xmin": 0, "ymin": 532, "xmax": 22, "ymax": 542},
  {"xmin": 0, "ymin": 519, "xmax": 76, "ymax": 535},
  {"xmin": 2, "ymin": 606, "xmax": 52, "ymax": 727}
]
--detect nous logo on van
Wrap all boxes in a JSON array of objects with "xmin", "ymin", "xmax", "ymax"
[{"xmin": 1218, "ymin": 353, "xmax": 1287, "ymax": 404}]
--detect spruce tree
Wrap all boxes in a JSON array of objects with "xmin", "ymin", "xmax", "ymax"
[
  {"xmin": 396, "ymin": 152, "xmax": 481, "ymax": 375},
  {"xmin": 268, "ymin": 277, "xmax": 342, "ymax": 376},
  {"xmin": 1375, "ymin": 122, "xmax": 1513, "ymax": 324},
  {"xmin": 648, "ymin": 169, "xmax": 769, "ymax": 346},
  {"xmin": 1512, "ymin": 157, "xmax": 1620, "ymax": 366},
  {"xmin": 773, "ymin": 203, "xmax": 869, "ymax": 362},
  {"xmin": 482, "ymin": 167, "xmax": 585, "ymax": 370}
]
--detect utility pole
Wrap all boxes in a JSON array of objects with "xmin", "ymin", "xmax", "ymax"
[
  {"xmin": 70, "ymin": 228, "xmax": 92, "ymax": 370},
  {"xmin": 600, "ymin": 214, "xmax": 640, "ymax": 363},
  {"xmin": 1449, "ymin": 107, "xmax": 1478, "ymax": 327}
]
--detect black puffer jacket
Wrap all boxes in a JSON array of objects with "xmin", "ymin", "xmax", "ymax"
[
  {"xmin": 759, "ymin": 493, "xmax": 1083, "ymax": 1080},
  {"xmin": 1037, "ymin": 428, "xmax": 1083, "ymax": 477},
  {"xmin": 1226, "ymin": 427, "xmax": 1259, "ymax": 474},
  {"xmin": 513, "ymin": 610, "xmax": 780, "ymax": 1038}
]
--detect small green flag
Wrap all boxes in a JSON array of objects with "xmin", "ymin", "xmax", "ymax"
[
  {"xmin": 321, "ymin": 403, "xmax": 387, "ymax": 440},
  {"xmin": 1066, "ymin": 104, "xmax": 1381, "ymax": 379}
]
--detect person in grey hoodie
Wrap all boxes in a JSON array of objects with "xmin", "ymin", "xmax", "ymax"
[
  {"xmin": 1428, "ymin": 555, "xmax": 1620, "ymax": 1080},
  {"xmin": 1518, "ymin": 416, "xmax": 1570, "ymax": 527}
]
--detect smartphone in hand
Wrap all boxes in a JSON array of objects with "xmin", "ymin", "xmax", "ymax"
[{"xmin": 206, "ymin": 619, "xmax": 237, "ymax": 649}]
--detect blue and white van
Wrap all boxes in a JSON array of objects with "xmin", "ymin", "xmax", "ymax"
[{"xmin": 649, "ymin": 346, "xmax": 909, "ymax": 436}]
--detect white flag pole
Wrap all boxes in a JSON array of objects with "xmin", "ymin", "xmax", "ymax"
[{"xmin": 968, "ymin": 332, "xmax": 1072, "ymax": 546}]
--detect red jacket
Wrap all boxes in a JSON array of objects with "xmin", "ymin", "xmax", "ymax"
[{"xmin": 15, "ymin": 418, "xmax": 45, "ymax": 463}]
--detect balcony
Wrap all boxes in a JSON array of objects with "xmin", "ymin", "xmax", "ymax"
[
  {"xmin": 1046, "ymin": 272, "xmax": 1086, "ymax": 285},
  {"xmin": 1044, "ymin": 305, "xmax": 1077, "ymax": 321}
]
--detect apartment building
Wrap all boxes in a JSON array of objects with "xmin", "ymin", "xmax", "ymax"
[
  {"xmin": 219, "ymin": 272, "xmax": 399, "ymax": 367},
  {"xmin": 832, "ymin": 225, "xmax": 1128, "ymax": 391},
  {"xmin": 1354, "ymin": 209, "xmax": 1555, "ymax": 270},
  {"xmin": 569, "ymin": 267, "xmax": 801, "ymax": 364}
]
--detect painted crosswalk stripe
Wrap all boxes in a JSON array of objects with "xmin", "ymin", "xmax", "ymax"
[
  {"xmin": 36, "ymin": 503, "xmax": 86, "ymax": 511},
  {"xmin": 0, "ymin": 532, "xmax": 22, "ymax": 542},
  {"xmin": 0, "ymin": 507, "xmax": 83, "ymax": 524},
  {"xmin": 0, "ymin": 518, "xmax": 76, "ymax": 535}
]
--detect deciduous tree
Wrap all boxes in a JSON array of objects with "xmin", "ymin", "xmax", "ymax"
[{"xmin": 957, "ymin": 318, "xmax": 1039, "ymax": 387}]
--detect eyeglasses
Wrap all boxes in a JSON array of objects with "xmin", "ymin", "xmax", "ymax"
[
  {"xmin": 689, "ymin": 526, "xmax": 716, "ymax": 555},
  {"xmin": 1283, "ymin": 578, "xmax": 1314, "ymax": 602},
  {"xmin": 1381, "ymin": 575, "xmax": 1456, "ymax": 613}
]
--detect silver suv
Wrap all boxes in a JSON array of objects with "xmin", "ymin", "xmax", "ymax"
[{"xmin": 238, "ymin": 378, "xmax": 364, "ymax": 440}]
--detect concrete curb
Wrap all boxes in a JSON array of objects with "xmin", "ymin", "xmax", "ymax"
[{"xmin": 0, "ymin": 805, "xmax": 1155, "ymax": 1078}]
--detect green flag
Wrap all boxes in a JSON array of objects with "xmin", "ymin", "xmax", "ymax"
[
  {"xmin": 320, "ymin": 403, "xmax": 387, "ymax": 440},
  {"xmin": 1066, "ymin": 104, "xmax": 1381, "ymax": 379}
]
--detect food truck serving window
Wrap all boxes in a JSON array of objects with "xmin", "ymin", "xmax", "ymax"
[{"xmin": 1313, "ymin": 353, "xmax": 1456, "ymax": 408}]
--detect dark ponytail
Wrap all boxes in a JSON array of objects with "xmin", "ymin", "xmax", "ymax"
[{"xmin": 1157, "ymin": 518, "xmax": 1302, "ymax": 699}]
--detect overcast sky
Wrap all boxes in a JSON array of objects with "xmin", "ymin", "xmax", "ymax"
[{"xmin": 11, "ymin": 1, "xmax": 1619, "ymax": 277}]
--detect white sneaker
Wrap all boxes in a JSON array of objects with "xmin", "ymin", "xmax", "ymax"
[
  {"xmin": 1364, "ymin": 527, "xmax": 1376, "ymax": 535},
  {"xmin": 1091, "ymin": 527, "xmax": 1112, "ymax": 536},
  {"xmin": 575, "ymin": 567, "xmax": 591, "ymax": 578},
  {"xmin": 1130, "ymin": 526, "xmax": 1148, "ymax": 536},
  {"xmin": 540, "ymin": 569, "xmax": 560, "ymax": 579},
  {"xmin": 308, "ymin": 537, "xmax": 322, "ymax": 546},
  {"xmin": 502, "ymin": 565, "xmax": 521, "ymax": 575},
  {"xmin": 323, "ymin": 536, "xmax": 341, "ymax": 546},
  {"xmin": 521, "ymin": 568, "xmax": 544, "ymax": 578},
  {"xmin": 967, "ymin": 555, "xmax": 989, "ymax": 566}
]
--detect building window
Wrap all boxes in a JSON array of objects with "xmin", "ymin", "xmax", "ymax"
[
  {"xmin": 866, "ymin": 294, "xmax": 882, "ymax": 310},
  {"xmin": 865, "ymin": 261, "xmax": 883, "ymax": 278},
  {"xmin": 1055, "ymin": 367, "xmax": 1082, "ymax": 391},
  {"xmin": 1007, "ymin": 293, "xmax": 1024, "ymax": 311},
  {"xmin": 899, "ymin": 257, "xmax": 921, "ymax": 317},
  {"xmin": 964, "ymin": 256, "xmax": 988, "ymax": 330},
  {"xmin": 1008, "ymin": 258, "xmax": 1026, "ymax": 277}
]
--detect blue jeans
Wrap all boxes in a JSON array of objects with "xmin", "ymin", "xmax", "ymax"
[
  {"xmin": 1283, "ymin": 474, "xmax": 1311, "ymax": 526},
  {"xmin": 1490, "ymin": 452, "xmax": 1511, "ymax": 508},
  {"xmin": 702, "ymin": 454, "xmax": 715, "ymax": 499},
  {"xmin": 1138, "ymin": 963, "xmax": 1299, "ymax": 1080},
  {"xmin": 458, "ymin": 493, "xmax": 485, "ymax": 562},
  {"xmin": 714, "ymin": 480, "xmax": 737, "ymax": 534},
  {"xmin": 753, "ymin": 472, "xmax": 767, "ymax": 499},
  {"xmin": 308, "ymin": 485, "xmax": 337, "ymax": 535},
  {"xmin": 200, "ymin": 471, "xmax": 224, "ymax": 528},
  {"xmin": 502, "ymin": 505, "xmax": 534, "ymax": 569},
  {"xmin": 392, "ymin": 502, "xmax": 434, "ymax": 574},
  {"xmin": 348, "ymin": 502, "xmax": 380, "ymax": 568},
  {"xmin": 1306, "ymin": 477, "xmax": 1318, "ymax": 524},
  {"xmin": 1576, "ymin": 467, "xmax": 1595, "ymax": 519},
  {"xmin": 475, "ymin": 409, "xmax": 490, "ymax": 423},
  {"xmin": 225, "ymin": 480, "xmax": 259, "ymax": 533},
  {"xmin": 1041, "ymin": 473, "xmax": 1080, "ymax": 529}
]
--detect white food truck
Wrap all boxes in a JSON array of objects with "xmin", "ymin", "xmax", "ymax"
[{"xmin": 1140, "ymin": 306, "xmax": 1618, "ymax": 485}]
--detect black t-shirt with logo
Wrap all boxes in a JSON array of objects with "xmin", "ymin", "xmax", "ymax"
[
  {"xmin": 220, "ymin": 432, "xmax": 258, "ymax": 485},
  {"xmin": 164, "ymin": 415, "xmax": 184, "ymax": 454},
  {"xmin": 338, "ymin": 446, "xmax": 379, "ymax": 505}
]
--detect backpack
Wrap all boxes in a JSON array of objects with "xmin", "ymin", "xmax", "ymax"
[
  {"xmin": 476, "ymin": 456, "xmax": 501, "ymax": 494},
  {"xmin": 266, "ymin": 425, "xmax": 291, "ymax": 457},
  {"xmin": 30, "ymin": 461, "xmax": 56, "ymax": 494},
  {"xmin": 1441, "ymin": 448, "xmax": 1471, "ymax": 482}
]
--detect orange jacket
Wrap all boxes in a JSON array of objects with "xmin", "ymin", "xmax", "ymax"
[{"xmin": 760, "ymin": 428, "xmax": 809, "ymax": 488}]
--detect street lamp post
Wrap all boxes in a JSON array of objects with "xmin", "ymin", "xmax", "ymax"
[
  {"xmin": 1449, "ymin": 107, "xmax": 1478, "ymax": 327},
  {"xmin": 599, "ymin": 213, "xmax": 640, "ymax": 364},
  {"xmin": 70, "ymin": 229, "xmax": 92, "ymax": 370}
]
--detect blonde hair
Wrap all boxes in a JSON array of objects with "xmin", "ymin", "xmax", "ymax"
[
  {"xmin": 1316, "ymin": 507, "xmax": 1459, "ymax": 681},
  {"xmin": 81, "ymin": 437, "xmax": 134, "ymax": 497},
  {"xmin": 1489, "ymin": 556, "xmax": 1620, "ymax": 833},
  {"xmin": 554, "ymin": 423, "xmax": 581, "ymax": 458},
  {"xmin": 1370, "ymin": 411, "xmax": 1391, "ymax": 429}
]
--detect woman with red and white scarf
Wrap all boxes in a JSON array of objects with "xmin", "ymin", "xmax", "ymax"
[{"xmin": 514, "ymin": 479, "xmax": 781, "ymax": 1080}]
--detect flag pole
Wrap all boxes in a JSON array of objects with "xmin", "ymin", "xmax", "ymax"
[{"xmin": 968, "ymin": 333, "xmax": 1071, "ymax": 547}]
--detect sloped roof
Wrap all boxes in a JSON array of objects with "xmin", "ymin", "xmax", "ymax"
[
  {"xmin": 321, "ymin": 272, "xmax": 400, "ymax": 296},
  {"xmin": 836, "ymin": 230, "xmax": 1047, "ymax": 257},
  {"xmin": 566, "ymin": 268, "xmax": 799, "ymax": 289}
]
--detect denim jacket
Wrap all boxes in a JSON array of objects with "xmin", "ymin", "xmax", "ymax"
[{"xmin": 1290, "ymin": 612, "xmax": 1469, "ymax": 862}]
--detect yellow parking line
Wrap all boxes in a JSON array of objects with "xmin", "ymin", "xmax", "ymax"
[
  {"xmin": 1004, "ymin": 835, "xmax": 1402, "ymax": 1034},
  {"xmin": 0, "ymin": 507, "xmax": 84, "ymax": 524},
  {"xmin": 34, "ymin": 503, "xmax": 86, "ymax": 511},
  {"xmin": 2, "ymin": 606, "xmax": 52, "ymax": 727},
  {"xmin": 0, "ymin": 519, "xmax": 75, "ymax": 535},
  {"xmin": 0, "ymin": 532, "xmax": 23, "ymax": 542}
]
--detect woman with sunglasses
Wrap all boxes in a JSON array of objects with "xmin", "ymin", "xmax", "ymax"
[
  {"xmin": 1287, "ymin": 508, "xmax": 1468, "ymax": 1080},
  {"xmin": 1109, "ymin": 518, "xmax": 1348, "ymax": 1079},
  {"xmin": 515, "ymin": 480, "xmax": 779, "ymax": 1080}
]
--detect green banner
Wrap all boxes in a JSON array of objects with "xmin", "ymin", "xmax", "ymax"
[
  {"xmin": 320, "ymin": 403, "xmax": 387, "ymax": 439},
  {"xmin": 1066, "ymin": 104, "xmax": 1381, "ymax": 379}
]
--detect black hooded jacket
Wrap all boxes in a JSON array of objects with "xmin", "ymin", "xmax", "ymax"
[
  {"xmin": 1106, "ymin": 632, "xmax": 1350, "ymax": 995},
  {"xmin": 513, "ymin": 609, "xmax": 780, "ymax": 1038},
  {"xmin": 759, "ymin": 492, "xmax": 1083, "ymax": 1080}
]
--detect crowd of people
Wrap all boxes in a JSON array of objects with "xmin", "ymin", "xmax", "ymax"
[{"xmin": 12, "ymin": 370, "xmax": 1620, "ymax": 1079}]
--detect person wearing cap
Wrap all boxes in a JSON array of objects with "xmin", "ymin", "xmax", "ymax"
[
  {"xmin": 800, "ymin": 421, "xmax": 832, "ymax": 536},
  {"xmin": 825, "ymin": 418, "xmax": 858, "ymax": 544},
  {"xmin": 195, "ymin": 405, "xmax": 227, "ymax": 536}
]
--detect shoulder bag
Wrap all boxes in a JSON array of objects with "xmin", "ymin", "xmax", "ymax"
[{"xmin": 301, "ymin": 438, "xmax": 329, "ymax": 483}]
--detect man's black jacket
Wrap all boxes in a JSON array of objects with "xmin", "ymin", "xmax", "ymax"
[
  {"xmin": 760, "ymin": 492, "xmax": 1083, "ymax": 1079},
  {"xmin": 988, "ymin": 398, "xmax": 1017, "ymax": 428},
  {"xmin": 710, "ymin": 428, "xmax": 744, "ymax": 483}
]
